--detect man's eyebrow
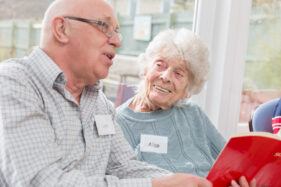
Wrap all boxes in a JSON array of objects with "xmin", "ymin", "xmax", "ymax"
[
  {"xmin": 100, "ymin": 15, "xmax": 119, "ymax": 29},
  {"xmin": 99, "ymin": 16, "xmax": 112, "ymax": 24}
]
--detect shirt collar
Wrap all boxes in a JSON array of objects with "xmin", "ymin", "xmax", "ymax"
[{"xmin": 28, "ymin": 47, "xmax": 63, "ymax": 88}]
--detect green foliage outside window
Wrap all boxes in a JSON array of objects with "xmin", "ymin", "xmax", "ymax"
[{"xmin": 244, "ymin": 2, "xmax": 281, "ymax": 90}]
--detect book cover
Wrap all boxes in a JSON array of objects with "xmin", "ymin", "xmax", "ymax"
[{"xmin": 206, "ymin": 132, "xmax": 281, "ymax": 187}]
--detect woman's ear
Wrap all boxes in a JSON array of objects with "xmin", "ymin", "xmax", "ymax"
[
  {"xmin": 52, "ymin": 17, "xmax": 69, "ymax": 43},
  {"xmin": 183, "ymin": 91, "xmax": 189, "ymax": 99},
  {"xmin": 142, "ymin": 68, "xmax": 148, "ymax": 78}
]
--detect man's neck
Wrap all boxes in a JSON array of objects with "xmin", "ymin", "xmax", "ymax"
[
  {"xmin": 65, "ymin": 81, "xmax": 84, "ymax": 104},
  {"xmin": 43, "ymin": 48, "xmax": 85, "ymax": 104}
]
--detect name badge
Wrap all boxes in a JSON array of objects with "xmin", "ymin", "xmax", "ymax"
[
  {"xmin": 140, "ymin": 134, "xmax": 168, "ymax": 154},
  {"xmin": 95, "ymin": 115, "xmax": 116, "ymax": 136}
]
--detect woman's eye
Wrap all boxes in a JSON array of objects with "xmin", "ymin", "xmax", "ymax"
[
  {"xmin": 154, "ymin": 60, "xmax": 166, "ymax": 70},
  {"xmin": 176, "ymin": 72, "xmax": 184, "ymax": 78},
  {"xmin": 155, "ymin": 63, "xmax": 163, "ymax": 68}
]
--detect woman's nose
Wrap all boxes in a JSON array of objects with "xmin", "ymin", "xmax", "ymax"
[{"xmin": 160, "ymin": 70, "xmax": 171, "ymax": 82}]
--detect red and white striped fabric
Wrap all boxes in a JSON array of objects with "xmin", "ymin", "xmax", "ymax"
[{"xmin": 272, "ymin": 116, "xmax": 281, "ymax": 134}]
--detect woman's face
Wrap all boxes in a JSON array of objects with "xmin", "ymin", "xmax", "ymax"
[{"xmin": 143, "ymin": 55, "xmax": 189, "ymax": 110}]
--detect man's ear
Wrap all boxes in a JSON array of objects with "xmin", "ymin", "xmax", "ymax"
[{"xmin": 52, "ymin": 17, "xmax": 69, "ymax": 43}]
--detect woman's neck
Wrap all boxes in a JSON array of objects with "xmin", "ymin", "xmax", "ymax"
[{"xmin": 129, "ymin": 92, "xmax": 161, "ymax": 112}]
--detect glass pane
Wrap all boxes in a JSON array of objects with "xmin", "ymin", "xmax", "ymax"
[
  {"xmin": 116, "ymin": 0, "xmax": 195, "ymax": 56},
  {"xmin": 239, "ymin": 0, "xmax": 281, "ymax": 128},
  {"xmin": 137, "ymin": 0, "xmax": 162, "ymax": 14},
  {"xmin": 108, "ymin": 0, "xmax": 130, "ymax": 16}
]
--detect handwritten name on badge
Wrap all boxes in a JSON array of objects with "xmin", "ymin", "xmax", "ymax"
[
  {"xmin": 95, "ymin": 115, "xmax": 116, "ymax": 136},
  {"xmin": 140, "ymin": 134, "xmax": 168, "ymax": 154}
]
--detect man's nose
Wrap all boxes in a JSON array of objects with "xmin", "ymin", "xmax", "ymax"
[{"xmin": 109, "ymin": 32, "xmax": 122, "ymax": 48}]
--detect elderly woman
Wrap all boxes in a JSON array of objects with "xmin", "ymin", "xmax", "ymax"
[
  {"xmin": 115, "ymin": 28, "xmax": 256, "ymax": 186},
  {"xmin": 115, "ymin": 28, "xmax": 225, "ymax": 177}
]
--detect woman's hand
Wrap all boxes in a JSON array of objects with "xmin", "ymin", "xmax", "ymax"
[{"xmin": 230, "ymin": 176, "xmax": 256, "ymax": 187}]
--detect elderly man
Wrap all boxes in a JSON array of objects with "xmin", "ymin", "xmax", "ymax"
[{"xmin": 0, "ymin": 0, "xmax": 213, "ymax": 186}]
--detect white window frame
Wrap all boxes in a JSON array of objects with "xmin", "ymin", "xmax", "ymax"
[{"xmin": 191, "ymin": 0, "xmax": 252, "ymax": 139}]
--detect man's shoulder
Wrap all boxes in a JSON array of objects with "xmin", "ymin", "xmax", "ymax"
[
  {"xmin": 0, "ymin": 58, "xmax": 36, "ymax": 99},
  {"xmin": 0, "ymin": 57, "xmax": 30, "ymax": 79}
]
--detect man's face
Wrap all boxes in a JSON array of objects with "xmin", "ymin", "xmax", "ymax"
[
  {"xmin": 67, "ymin": 0, "xmax": 121, "ymax": 85},
  {"xmin": 144, "ymin": 55, "xmax": 189, "ymax": 110}
]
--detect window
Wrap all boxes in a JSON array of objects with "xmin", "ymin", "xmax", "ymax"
[
  {"xmin": 239, "ymin": 0, "xmax": 281, "ymax": 128},
  {"xmin": 107, "ymin": 0, "xmax": 130, "ymax": 16}
]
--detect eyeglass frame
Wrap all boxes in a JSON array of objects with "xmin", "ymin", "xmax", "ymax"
[{"xmin": 64, "ymin": 16, "xmax": 122, "ymax": 41}]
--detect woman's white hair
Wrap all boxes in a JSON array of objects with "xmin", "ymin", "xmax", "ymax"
[{"xmin": 137, "ymin": 28, "xmax": 210, "ymax": 100}]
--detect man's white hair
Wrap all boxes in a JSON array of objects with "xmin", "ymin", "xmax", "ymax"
[{"xmin": 137, "ymin": 28, "xmax": 210, "ymax": 100}]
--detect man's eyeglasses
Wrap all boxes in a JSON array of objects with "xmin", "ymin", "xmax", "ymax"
[{"xmin": 64, "ymin": 16, "xmax": 122, "ymax": 41}]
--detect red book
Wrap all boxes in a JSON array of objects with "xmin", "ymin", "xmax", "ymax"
[{"xmin": 207, "ymin": 132, "xmax": 281, "ymax": 187}]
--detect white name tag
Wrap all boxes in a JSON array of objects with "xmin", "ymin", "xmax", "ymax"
[
  {"xmin": 95, "ymin": 115, "xmax": 116, "ymax": 136},
  {"xmin": 140, "ymin": 134, "xmax": 168, "ymax": 154}
]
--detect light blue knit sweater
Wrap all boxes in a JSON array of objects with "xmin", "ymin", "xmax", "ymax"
[{"xmin": 115, "ymin": 98, "xmax": 226, "ymax": 177}]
